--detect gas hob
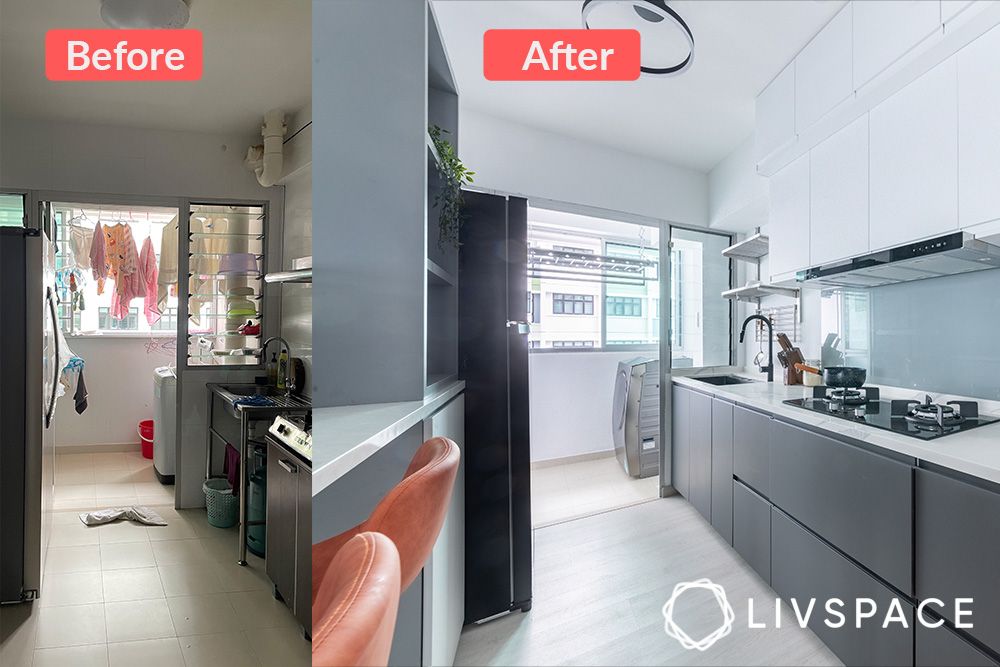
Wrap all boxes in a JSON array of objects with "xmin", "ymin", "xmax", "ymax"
[{"xmin": 783, "ymin": 386, "xmax": 1000, "ymax": 440}]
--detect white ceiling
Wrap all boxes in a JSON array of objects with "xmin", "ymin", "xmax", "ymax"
[
  {"xmin": 0, "ymin": 0, "xmax": 311, "ymax": 135},
  {"xmin": 432, "ymin": 0, "xmax": 845, "ymax": 172}
]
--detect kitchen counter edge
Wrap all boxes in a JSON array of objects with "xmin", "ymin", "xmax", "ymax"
[{"xmin": 311, "ymin": 380, "xmax": 466, "ymax": 496}]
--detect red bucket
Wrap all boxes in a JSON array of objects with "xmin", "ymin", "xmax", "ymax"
[{"xmin": 138, "ymin": 419, "xmax": 154, "ymax": 459}]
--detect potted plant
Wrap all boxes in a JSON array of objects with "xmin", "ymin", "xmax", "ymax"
[{"xmin": 429, "ymin": 125, "xmax": 475, "ymax": 249}]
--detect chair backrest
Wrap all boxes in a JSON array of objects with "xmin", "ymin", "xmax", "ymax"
[
  {"xmin": 365, "ymin": 436, "xmax": 461, "ymax": 591},
  {"xmin": 313, "ymin": 532, "xmax": 401, "ymax": 667}
]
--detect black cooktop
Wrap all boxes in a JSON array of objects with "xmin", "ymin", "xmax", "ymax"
[{"xmin": 783, "ymin": 386, "xmax": 1000, "ymax": 440}]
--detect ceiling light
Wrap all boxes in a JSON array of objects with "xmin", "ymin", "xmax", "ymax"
[
  {"xmin": 582, "ymin": 0, "xmax": 694, "ymax": 76},
  {"xmin": 100, "ymin": 0, "xmax": 190, "ymax": 29}
]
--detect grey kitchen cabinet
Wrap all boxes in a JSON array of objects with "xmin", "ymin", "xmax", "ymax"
[
  {"xmin": 266, "ymin": 441, "xmax": 312, "ymax": 632},
  {"xmin": 771, "ymin": 509, "xmax": 914, "ymax": 667},
  {"xmin": 916, "ymin": 622, "xmax": 998, "ymax": 667},
  {"xmin": 916, "ymin": 468, "xmax": 1000, "ymax": 653},
  {"xmin": 769, "ymin": 420, "xmax": 913, "ymax": 595},
  {"xmin": 733, "ymin": 480, "xmax": 771, "ymax": 584},
  {"xmin": 733, "ymin": 405, "xmax": 771, "ymax": 496},
  {"xmin": 689, "ymin": 390, "xmax": 713, "ymax": 522},
  {"xmin": 710, "ymin": 399, "xmax": 734, "ymax": 544},
  {"xmin": 671, "ymin": 385, "xmax": 690, "ymax": 498}
]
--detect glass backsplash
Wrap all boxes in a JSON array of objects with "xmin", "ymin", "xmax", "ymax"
[{"xmin": 820, "ymin": 268, "xmax": 1000, "ymax": 400}]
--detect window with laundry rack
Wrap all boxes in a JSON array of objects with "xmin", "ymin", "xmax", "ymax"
[{"xmin": 53, "ymin": 203, "xmax": 180, "ymax": 336}]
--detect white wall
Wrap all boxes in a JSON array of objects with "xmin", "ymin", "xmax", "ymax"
[
  {"xmin": 53, "ymin": 337, "xmax": 174, "ymax": 448},
  {"xmin": 708, "ymin": 135, "xmax": 770, "ymax": 232},
  {"xmin": 529, "ymin": 350, "xmax": 650, "ymax": 463},
  {"xmin": 460, "ymin": 108, "xmax": 709, "ymax": 227}
]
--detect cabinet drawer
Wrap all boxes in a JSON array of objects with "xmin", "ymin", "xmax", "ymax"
[
  {"xmin": 916, "ymin": 622, "xmax": 998, "ymax": 667},
  {"xmin": 733, "ymin": 480, "xmax": 770, "ymax": 584},
  {"xmin": 770, "ymin": 420, "xmax": 913, "ymax": 595},
  {"xmin": 771, "ymin": 509, "xmax": 914, "ymax": 667},
  {"xmin": 733, "ymin": 406, "xmax": 770, "ymax": 496},
  {"xmin": 916, "ymin": 468, "xmax": 1000, "ymax": 653}
]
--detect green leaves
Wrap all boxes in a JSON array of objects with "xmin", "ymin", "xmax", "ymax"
[{"xmin": 429, "ymin": 125, "xmax": 474, "ymax": 249}]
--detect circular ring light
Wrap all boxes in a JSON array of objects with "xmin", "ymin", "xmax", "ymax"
[
  {"xmin": 582, "ymin": 0, "xmax": 694, "ymax": 76},
  {"xmin": 101, "ymin": 0, "xmax": 190, "ymax": 29}
]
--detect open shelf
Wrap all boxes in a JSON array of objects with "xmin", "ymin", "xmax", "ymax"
[
  {"xmin": 722, "ymin": 233, "xmax": 770, "ymax": 261},
  {"xmin": 722, "ymin": 282, "xmax": 800, "ymax": 302}
]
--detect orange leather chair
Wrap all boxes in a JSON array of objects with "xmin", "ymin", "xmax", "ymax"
[
  {"xmin": 312, "ymin": 436, "xmax": 461, "ymax": 602},
  {"xmin": 313, "ymin": 532, "xmax": 401, "ymax": 667}
]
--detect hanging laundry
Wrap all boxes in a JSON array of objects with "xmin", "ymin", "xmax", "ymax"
[
  {"xmin": 157, "ymin": 215, "xmax": 178, "ymax": 311},
  {"xmin": 74, "ymin": 370, "xmax": 89, "ymax": 414},
  {"xmin": 106, "ymin": 223, "xmax": 142, "ymax": 320},
  {"xmin": 138, "ymin": 236, "xmax": 160, "ymax": 325},
  {"xmin": 90, "ymin": 221, "xmax": 108, "ymax": 290},
  {"xmin": 67, "ymin": 221, "xmax": 94, "ymax": 271}
]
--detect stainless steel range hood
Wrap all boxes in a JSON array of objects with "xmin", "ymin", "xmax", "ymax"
[{"xmin": 797, "ymin": 232, "xmax": 1000, "ymax": 288}]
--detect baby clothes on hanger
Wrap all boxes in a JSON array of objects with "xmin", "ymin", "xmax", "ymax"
[
  {"xmin": 108, "ymin": 224, "xmax": 142, "ymax": 320},
  {"xmin": 90, "ymin": 222, "xmax": 107, "ymax": 288},
  {"xmin": 66, "ymin": 219, "xmax": 94, "ymax": 270}
]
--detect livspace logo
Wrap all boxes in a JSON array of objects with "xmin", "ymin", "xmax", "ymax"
[
  {"xmin": 662, "ymin": 579, "xmax": 974, "ymax": 651},
  {"xmin": 45, "ymin": 30, "xmax": 203, "ymax": 81}
]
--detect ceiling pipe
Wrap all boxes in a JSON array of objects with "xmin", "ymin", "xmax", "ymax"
[{"xmin": 245, "ymin": 109, "xmax": 287, "ymax": 187}]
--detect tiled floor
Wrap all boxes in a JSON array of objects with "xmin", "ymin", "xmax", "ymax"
[
  {"xmin": 530, "ymin": 454, "xmax": 660, "ymax": 528},
  {"xmin": 0, "ymin": 451, "xmax": 310, "ymax": 667}
]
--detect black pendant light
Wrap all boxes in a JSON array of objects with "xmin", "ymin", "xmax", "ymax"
[{"xmin": 582, "ymin": 0, "xmax": 694, "ymax": 76}]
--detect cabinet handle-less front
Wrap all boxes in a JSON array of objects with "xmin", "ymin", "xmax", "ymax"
[{"xmin": 278, "ymin": 459, "xmax": 297, "ymax": 474}]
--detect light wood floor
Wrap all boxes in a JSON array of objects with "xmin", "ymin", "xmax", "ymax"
[{"xmin": 455, "ymin": 497, "xmax": 842, "ymax": 666}]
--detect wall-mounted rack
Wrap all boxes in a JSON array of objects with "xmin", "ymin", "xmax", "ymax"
[
  {"xmin": 722, "ymin": 282, "xmax": 800, "ymax": 302},
  {"xmin": 722, "ymin": 232, "xmax": 769, "ymax": 262},
  {"xmin": 264, "ymin": 269, "xmax": 312, "ymax": 284}
]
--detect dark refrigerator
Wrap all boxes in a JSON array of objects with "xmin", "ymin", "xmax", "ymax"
[
  {"xmin": 0, "ymin": 208, "xmax": 58, "ymax": 604},
  {"xmin": 459, "ymin": 192, "xmax": 533, "ymax": 623}
]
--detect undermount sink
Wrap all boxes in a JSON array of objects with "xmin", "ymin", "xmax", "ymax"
[{"xmin": 690, "ymin": 375, "xmax": 759, "ymax": 386}]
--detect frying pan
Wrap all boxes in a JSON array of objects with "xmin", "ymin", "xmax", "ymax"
[{"xmin": 820, "ymin": 366, "xmax": 867, "ymax": 388}]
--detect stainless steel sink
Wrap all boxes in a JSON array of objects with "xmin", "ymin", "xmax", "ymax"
[{"xmin": 690, "ymin": 375, "xmax": 758, "ymax": 386}]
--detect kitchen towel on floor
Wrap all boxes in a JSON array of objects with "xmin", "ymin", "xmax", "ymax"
[
  {"xmin": 79, "ymin": 505, "xmax": 167, "ymax": 526},
  {"xmin": 223, "ymin": 443, "xmax": 241, "ymax": 497}
]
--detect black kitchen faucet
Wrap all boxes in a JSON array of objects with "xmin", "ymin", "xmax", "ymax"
[{"xmin": 739, "ymin": 314, "xmax": 774, "ymax": 383}]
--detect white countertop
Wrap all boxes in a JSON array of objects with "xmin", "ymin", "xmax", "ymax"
[
  {"xmin": 311, "ymin": 380, "xmax": 465, "ymax": 496},
  {"xmin": 674, "ymin": 371, "xmax": 1000, "ymax": 485}
]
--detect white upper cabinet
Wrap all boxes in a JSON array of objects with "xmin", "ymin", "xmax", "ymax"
[
  {"xmin": 795, "ymin": 4, "xmax": 854, "ymax": 132},
  {"xmin": 853, "ymin": 1, "xmax": 941, "ymax": 89},
  {"xmin": 755, "ymin": 63, "xmax": 795, "ymax": 164},
  {"xmin": 869, "ymin": 58, "xmax": 958, "ymax": 250},
  {"xmin": 958, "ymin": 23, "xmax": 1000, "ymax": 228},
  {"xmin": 768, "ymin": 153, "xmax": 810, "ymax": 281},
  {"xmin": 809, "ymin": 115, "xmax": 869, "ymax": 266}
]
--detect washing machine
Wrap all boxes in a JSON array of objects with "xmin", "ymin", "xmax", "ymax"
[
  {"xmin": 611, "ymin": 358, "xmax": 660, "ymax": 478},
  {"xmin": 153, "ymin": 366, "xmax": 177, "ymax": 484}
]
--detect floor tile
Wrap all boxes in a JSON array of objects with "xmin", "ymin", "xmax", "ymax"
[
  {"xmin": 46, "ymin": 545, "xmax": 102, "ymax": 574},
  {"xmin": 55, "ymin": 484, "xmax": 97, "ymax": 501},
  {"xmin": 94, "ymin": 483, "xmax": 137, "ymax": 499},
  {"xmin": 157, "ymin": 564, "xmax": 224, "ymax": 598},
  {"xmin": 56, "ymin": 468, "xmax": 97, "ymax": 485},
  {"xmin": 137, "ymin": 496, "xmax": 175, "ymax": 507},
  {"xmin": 39, "ymin": 571, "xmax": 104, "ymax": 607},
  {"xmin": 178, "ymin": 631, "xmax": 260, "ymax": 667},
  {"xmin": 1, "ymin": 599, "xmax": 39, "ymax": 664},
  {"xmin": 34, "ymin": 603, "xmax": 107, "ymax": 648},
  {"xmin": 146, "ymin": 520, "xmax": 198, "ymax": 542},
  {"xmin": 227, "ymin": 590, "xmax": 297, "ymax": 630},
  {"xmin": 95, "ymin": 497, "xmax": 140, "ymax": 509},
  {"xmin": 56, "ymin": 453, "xmax": 95, "ymax": 470},
  {"xmin": 50, "ymin": 511, "xmax": 85, "ymax": 525},
  {"xmin": 102, "ymin": 567, "xmax": 165, "ymax": 602},
  {"xmin": 166, "ymin": 594, "xmax": 243, "ymax": 637},
  {"xmin": 93, "ymin": 468, "xmax": 137, "ymax": 484},
  {"xmin": 104, "ymin": 600, "xmax": 175, "ymax": 643},
  {"xmin": 212, "ymin": 561, "xmax": 271, "ymax": 593},
  {"xmin": 32, "ymin": 643, "xmax": 108, "ymax": 666},
  {"xmin": 97, "ymin": 520, "xmax": 150, "ymax": 544},
  {"xmin": 50, "ymin": 523, "xmax": 100, "ymax": 548},
  {"xmin": 100, "ymin": 542, "xmax": 156, "ymax": 570},
  {"xmin": 245, "ymin": 626, "xmax": 310, "ymax": 666},
  {"xmin": 108, "ymin": 638, "xmax": 184, "ymax": 667},
  {"xmin": 198, "ymin": 535, "xmax": 239, "ymax": 563},
  {"xmin": 151, "ymin": 539, "xmax": 211, "ymax": 566},
  {"xmin": 92, "ymin": 453, "xmax": 132, "ymax": 470},
  {"xmin": 127, "ymin": 466, "xmax": 158, "ymax": 483}
]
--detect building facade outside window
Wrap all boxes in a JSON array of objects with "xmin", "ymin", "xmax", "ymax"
[
  {"xmin": 552, "ymin": 293, "xmax": 594, "ymax": 315},
  {"xmin": 606, "ymin": 296, "xmax": 642, "ymax": 317}
]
